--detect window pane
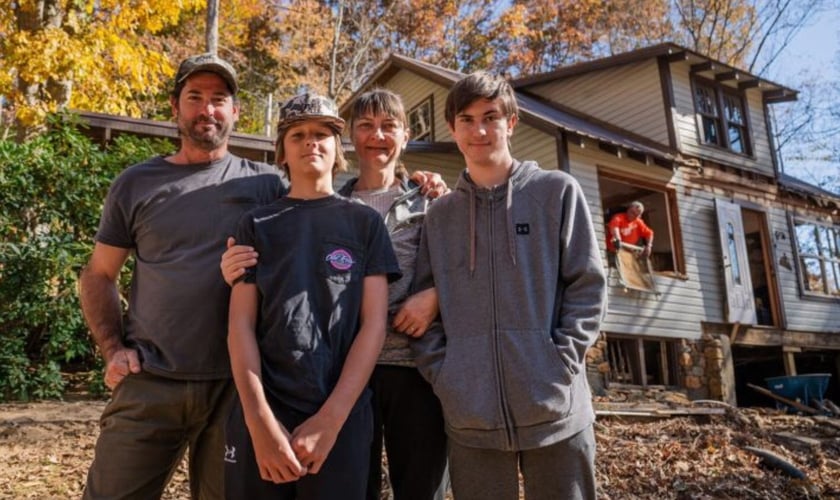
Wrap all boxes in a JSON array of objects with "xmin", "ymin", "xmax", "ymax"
[
  {"xmin": 728, "ymin": 126, "xmax": 744, "ymax": 153},
  {"xmin": 795, "ymin": 222, "xmax": 819, "ymax": 255},
  {"xmin": 829, "ymin": 262, "xmax": 840, "ymax": 296},
  {"xmin": 694, "ymin": 86, "xmax": 718, "ymax": 116},
  {"xmin": 724, "ymin": 95, "xmax": 744, "ymax": 124},
  {"xmin": 801, "ymin": 257, "xmax": 825, "ymax": 293},
  {"xmin": 409, "ymin": 100, "xmax": 432, "ymax": 142},
  {"xmin": 727, "ymin": 222, "xmax": 741, "ymax": 285},
  {"xmin": 703, "ymin": 117, "xmax": 720, "ymax": 145}
]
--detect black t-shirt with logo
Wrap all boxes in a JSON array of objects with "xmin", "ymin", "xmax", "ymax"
[{"xmin": 235, "ymin": 194, "xmax": 400, "ymax": 414}]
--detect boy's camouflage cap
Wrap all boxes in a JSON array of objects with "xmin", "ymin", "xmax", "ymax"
[
  {"xmin": 278, "ymin": 93, "xmax": 345, "ymax": 132},
  {"xmin": 176, "ymin": 53, "xmax": 238, "ymax": 94}
]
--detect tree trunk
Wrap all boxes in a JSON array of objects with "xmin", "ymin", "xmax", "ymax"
[{"xmin": 206, "ymin": 0, "xmax": 219, "ymax": 55}]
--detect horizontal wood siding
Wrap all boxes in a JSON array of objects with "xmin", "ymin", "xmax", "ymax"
[
  {"xmin": 670, "ymin": 61, "xmax": 775, "ymax": 175},
  {"xmin": 570, "ymin": 144, "xmax": 728, "ymax": 340},
  {"xmin": 387, "ymin": 71, "xmax": 453, "ymax": 143},
  {"xmin": 512, "ymin": 124, "xmax": 559, "ymax": 170},
  {"xmin": 769, "ymin": 205, "xmax": 840, "ymax": 332},
  {"xmin": 529, "ymin": 60, "xmax": 670, "ymax": 145}
]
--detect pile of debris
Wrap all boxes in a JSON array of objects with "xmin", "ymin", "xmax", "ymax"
[{"xmin": 593, "ymin": 387, "xmax": 840, "ymax": 498}]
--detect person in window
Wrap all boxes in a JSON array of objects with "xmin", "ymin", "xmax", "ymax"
[{"xmin": 606, "ymin": 201, "xmax": 654, "ymax": 257}]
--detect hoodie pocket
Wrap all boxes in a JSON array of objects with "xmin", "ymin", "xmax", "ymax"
[
  {"xmin": 499, "ymin": 329, "xmax": 574, "ymax": 426},
  {"xmin": 432, "ymin": 335, "xmax": 505, "ymax": 432}
]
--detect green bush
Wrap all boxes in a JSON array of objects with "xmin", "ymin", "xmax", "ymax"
[{"xmin": 0, "ymin": 114, "xmax": 174, "ymax": 401}]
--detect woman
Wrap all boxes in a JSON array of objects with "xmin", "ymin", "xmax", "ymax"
[
  {"xmin": 224, "ymin": 92, "xmax": 400, "ymax": 499},
  {"xmin": 339, "ymin": 89, "xmax": 449, "ymax": 500}
]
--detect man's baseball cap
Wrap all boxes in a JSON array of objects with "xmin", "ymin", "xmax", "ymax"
[
  {"xmin": 175, "ymin": 53, "xmax": 238, "ymax": 94},
  {"xmin": 277, "ymin": 93, "xmax": 345, "ymax": 132}
]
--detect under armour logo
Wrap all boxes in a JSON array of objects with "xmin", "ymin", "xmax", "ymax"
[
  {"xmin": 224, "ymin": 445, "xmax": 237, "ymax": 463},
  {"xmin": 515, "ymin": 223, "xmax": 530, "ymax": 235}
]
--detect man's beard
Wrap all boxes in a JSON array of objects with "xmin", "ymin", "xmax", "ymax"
[{"xmin": 180, "ymin": 117, "xmax": 232, "ymax": 151}]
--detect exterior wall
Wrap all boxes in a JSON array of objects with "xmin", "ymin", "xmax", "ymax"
[
  {"xmin": 669, "ymin": 61, "xmax": 776, "ymax": 176},
  {"xmin": 572, "ymin": 142, "xmax": 726, "ymax": 341},
  {"xmin": 679, "ymin": 167, "xmax": 840, "ymax": 333},
  {"xmin": 388, "ymin": 71, "xmax": 452, "ymax": 144},
  {"xmin": 527, "ymin": 60, "xmax": 670, "ymax": 146},
  {"xmin": 769, "ymin": 203, "xmax": 840, "ymax": 332}
]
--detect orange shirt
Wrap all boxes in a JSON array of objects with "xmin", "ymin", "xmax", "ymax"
[{"xmin": 606, "ymin": 212, "xmax": 654, "ymax": 251}]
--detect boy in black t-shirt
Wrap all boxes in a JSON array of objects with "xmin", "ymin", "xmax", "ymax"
[{"xmin": 225, "ymin": 93, "xmax": 400, "ymax": 499}]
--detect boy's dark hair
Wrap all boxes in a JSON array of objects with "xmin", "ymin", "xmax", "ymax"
[
  {"xmin": 444, "ymin": 71, "xmax": 518, "ymax": 126},
  {"xmin": 350, "ymin": 88, "xmax": 410, "ymax": 180}
]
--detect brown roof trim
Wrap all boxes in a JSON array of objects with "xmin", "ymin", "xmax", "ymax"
[{"xmin": 510, "ymin": 42, "xmax": 797, "ymax": 103}]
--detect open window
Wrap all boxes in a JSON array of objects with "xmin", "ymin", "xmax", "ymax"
[
  {"xmin": 598, "ymin": 170, "xmax": 684, "ymax": 275},
  {"xmin": 408, "ymin": 95, "xmax": 434, "ymax": 142},
  {"xmin": 791, "ymin": 216, "xmax": 840, "ymax": 300}
]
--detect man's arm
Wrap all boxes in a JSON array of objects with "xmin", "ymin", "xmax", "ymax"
[
  {"xmin": 79, "ymin": 242, "xmax": 140, "ymax": 389},
  {"xmin": 555, "ymin": 181, "xmax": 608, "ymax": 367},
  {"xmin": 229, "ymin": 282, "xmax": 305, "ymax": 483},
  {"xmin": 291, "ymin": 274, "xmax": 388, "ymax": 473}
]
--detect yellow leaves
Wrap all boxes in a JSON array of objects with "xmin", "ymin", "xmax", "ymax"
[{"xmin": 2, "ymin": 0, "xmax": 202, "ymax": 128}]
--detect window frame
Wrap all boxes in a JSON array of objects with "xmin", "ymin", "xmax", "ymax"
[
  {"xmin": 691, "ymin": 76, "xmax": 753, "ymax": 156},
  {"xmin": 789, "ymin": 214, "xmax": 840, "ymax": 301},
  {"xmin": 598, "ymin": 169, "xmax": 686, "ymax": 277},
  {"xmin": 408, "ymin": 94, "xmax": 434, "ymax": 142}
]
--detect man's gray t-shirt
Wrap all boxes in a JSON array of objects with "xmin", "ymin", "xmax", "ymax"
[{"xmin": 95, "ymin": 154, "xmax": 285, "ymax": 379}]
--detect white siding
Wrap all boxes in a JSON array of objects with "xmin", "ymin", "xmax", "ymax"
[
  {"xmin": 571, "ymin": 144, "xmax": 725, "ymax": 341},
  {"xmin": 670, "ymin": 61, "xmax": 776, "ymax": 175},
  {"xmin": 528, "ymin": 60, "xmax": 670, "ymax": 145}
]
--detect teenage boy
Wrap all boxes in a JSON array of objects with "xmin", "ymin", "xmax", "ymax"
[
  {"xmin": 225, "ymin": 93, "xmax": 400, "ymax": 499},
  {"xmin": 410, "ymin": 71, "xmax": 607, "ymax": 500}
]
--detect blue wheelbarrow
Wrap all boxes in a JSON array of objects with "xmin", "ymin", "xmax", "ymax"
[{"xmin": 764, "ymin": 373, "xmax": 832, "ymax": 412}]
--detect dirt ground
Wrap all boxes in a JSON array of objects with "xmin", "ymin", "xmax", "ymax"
[{"xmin": 1, "ymin": 395, "xmax": 839, "ymax": 499}]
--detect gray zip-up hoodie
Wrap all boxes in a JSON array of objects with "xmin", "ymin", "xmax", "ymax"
[{"xmin": 411, "ymin": 160, "xmax": 607, "ymax": 451}]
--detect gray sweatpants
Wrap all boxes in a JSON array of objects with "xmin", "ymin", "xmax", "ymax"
[{"xmin": 448, "ymin": 425, "xmax": 596, "ymax": 500}]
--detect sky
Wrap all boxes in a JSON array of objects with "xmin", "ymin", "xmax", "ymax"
[{"xmin": 769, "ymin": 4, "xmax": 840, "ymax": 191}]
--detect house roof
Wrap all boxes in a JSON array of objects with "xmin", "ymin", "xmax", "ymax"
[
  {"xmin": 778, "ymin": 173, "xmax": 840, "ymax": 209},
  {"xmin": 510, "ymin": 43, "xmax": 798, "ymax": 104},
  {"xmin": 341, "ymin": 54, "xmax": 683, "ymax": 167}
]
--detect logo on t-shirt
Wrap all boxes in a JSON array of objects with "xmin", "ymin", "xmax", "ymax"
[{"xmin": 326, "ymin": 248, "xmax": 355, "ymax": 270}]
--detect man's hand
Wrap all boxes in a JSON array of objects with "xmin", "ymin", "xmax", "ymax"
[
  {"xmin": 221, "ymin": 237, "xmax": 258, "ymax": 286},
  {"xmin": 103, "ymin": 347, "xmax": 141, "ymax": 389},
  {"xmin": 249, "ymin": 415, "xmax": 306, "ymax": 483},
  {"xmin": 393, "ymin": 287, "xmax": 439, "ymax": 338},
  {"xmin": 611, "ymin": 238, "xmax": 622, "ymax": 251},
  {"xmin": 642, "ymin": 245, "xmax": 652, "ymax": 258},
  {"xmin": 409, "ymin": 171, "xmax": 450, "ymax": 199}
]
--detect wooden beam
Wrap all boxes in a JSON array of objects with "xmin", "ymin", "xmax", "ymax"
[
  {"xmin": 690, "ymin": 61, "xmax": 717, "ymax": 73},
  {"xmin": 665, "ymin": 50, "xmax": 689, "ymax": 63},
  {"xmin": 783, "ymin": 350, "xmax": 797, "ymax": 376},
  {"xmin": 715, "ymin": 70, "xmax": 740, "ymax": 82},
  {"xmin": 738, "ymin": 79, "xmax": 763, "ymax": 90}
]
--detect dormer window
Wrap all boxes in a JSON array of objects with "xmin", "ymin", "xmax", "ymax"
[
  {"xmin": 408, "ymin": 96, "xmax": 433, "ymax": 142},
  {"xmin": 692, "ymin": 77, "xmax": 751, "ymax": 155}
]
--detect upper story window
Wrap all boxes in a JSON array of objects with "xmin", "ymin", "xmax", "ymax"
[
  {"xmin": 692, "ymin": 78, "xmax": 751, "ymax": 155},
  {"xmin": 408, "ymin": 96, "xmax": 433, "ymax": 142},
  {"xmin": 792, "ymin": 217, "xmax": 840, "ymax": 299}
]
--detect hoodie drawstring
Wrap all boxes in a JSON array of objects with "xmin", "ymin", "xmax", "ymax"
[
  {"xmin": 469, "ymin": 187, "xmax": 477, "ymax": 276},
  {"xmin": 506, "ymin": 180, "xmax": 517, "ymax": 267}
]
